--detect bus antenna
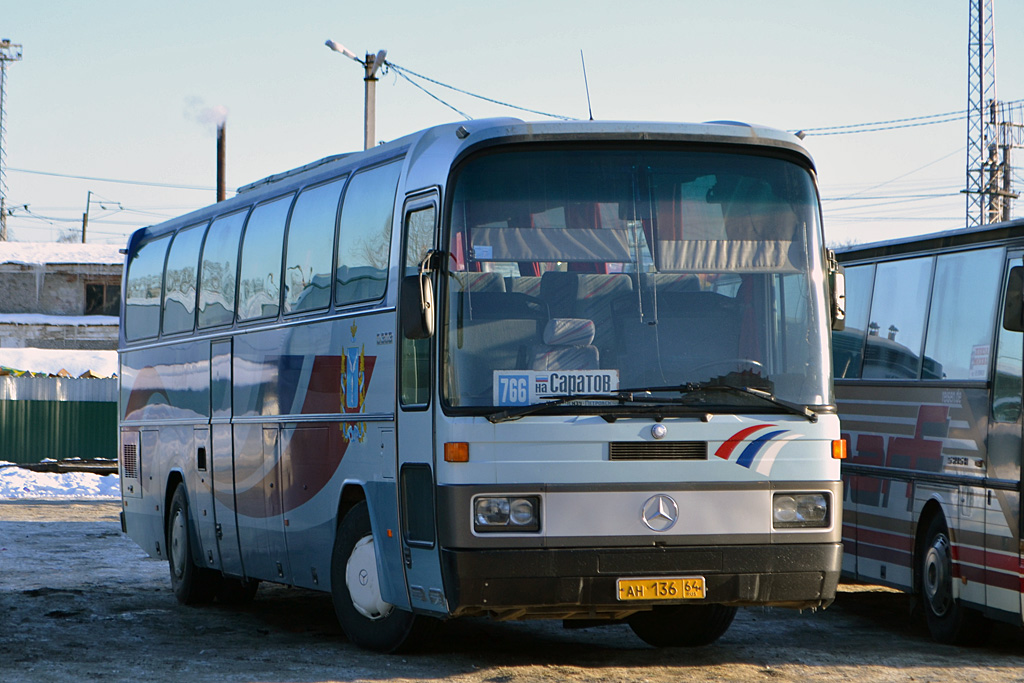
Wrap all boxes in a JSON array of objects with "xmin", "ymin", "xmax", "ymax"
[{"xmin": 580, "ymin": 50, "xmax": 594, "ymax": 121}]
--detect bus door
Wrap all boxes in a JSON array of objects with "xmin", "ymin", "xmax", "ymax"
[
  {"xmin": 987, "ymin": 253, "xmax": 1023, "ymax": 614},
  {"xmin": 210, "ymin": 338, "xmax": 244, "ymax": 576},
  {"xmin": 190, "ymin": 426, "xmax": 221, "ymax": 570},
  {"xmin": 395, "ymin": 193, "xmax": 448, "ymax": 615}
]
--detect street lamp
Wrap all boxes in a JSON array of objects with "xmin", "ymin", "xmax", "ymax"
[{"xmin": 325, "ymin": 39, "xmax": 387, "ymax": 150}]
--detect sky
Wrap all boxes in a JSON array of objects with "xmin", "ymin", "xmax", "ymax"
[{"xmin": 3, "ymin": 0, "xmax": 1024, "ymax": 248}]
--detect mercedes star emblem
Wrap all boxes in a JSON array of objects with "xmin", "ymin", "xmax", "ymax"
[{"xmin": 641, "ymin": 494, "xmax": 679, "ymax": 532}]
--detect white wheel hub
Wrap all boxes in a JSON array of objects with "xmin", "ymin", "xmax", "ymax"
[
  {"xmin": 346, "ymin": 534, "xmax": 393, "ymax": 620},
  {"xmin": 170, "ymin": 508, "xmax": 187, "ymax": 578}
]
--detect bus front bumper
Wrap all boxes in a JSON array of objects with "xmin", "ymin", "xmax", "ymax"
[{"xmin": 440, "ymin": 542, "xmax": 842, "ymax": 618}]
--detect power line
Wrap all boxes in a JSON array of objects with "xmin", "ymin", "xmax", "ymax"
[
  {"xmin": 8, "ymin": 166, "xmax": 217, "ymax": 191},
  {"xmin": 385, "ymin": 61, "xmax": 578, "ymax": 121}
]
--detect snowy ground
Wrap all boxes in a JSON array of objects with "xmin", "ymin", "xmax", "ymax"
[
  {"xmin": 0, "ymin": 461, "xmax": 119, "ymax": 499},
  {"xmin": 5, "ymin": 466, "xmax": 1024, "ymax": 681}
]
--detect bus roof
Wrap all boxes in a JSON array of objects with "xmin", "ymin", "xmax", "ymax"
[
  {"xmin": 835, "ymin": 218, "xmax": 1024, "ymax": 263},
  {"xmin": 126, "ymin": 118, "xmax": 815, "ymax": 251}
]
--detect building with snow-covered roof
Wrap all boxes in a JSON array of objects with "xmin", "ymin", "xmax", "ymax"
[{"xmin": 0, "ymin": 242, "xmax": 123, "ymax": 350}]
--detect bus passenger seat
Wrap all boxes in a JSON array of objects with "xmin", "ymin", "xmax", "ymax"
[{"xmin": 530, "ymin": 318, "xmax": 599, "ymax": 371}]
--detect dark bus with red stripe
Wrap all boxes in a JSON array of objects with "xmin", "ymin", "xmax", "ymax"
[{"xmin": 835, "ymin": 218, "xmax": 1024, "ymax": 643}]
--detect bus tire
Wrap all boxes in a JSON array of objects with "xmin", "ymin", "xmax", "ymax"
[
  {"xmin": 330, "ymin": 501, "xmax": 427, "ymax": 653},
  {"xmin": 627, "ymin": 603, "xmax": 737, "ymax": 647},
  {"xmin": 919, "ymin": 514, "xmax": 988, "ymax": 644},
  {"xmin": 167, "ymin": 484, "xmax": 220, "ymax": 604}
]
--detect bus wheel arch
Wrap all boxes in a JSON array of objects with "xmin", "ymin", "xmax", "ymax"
[
  {"xmin": 330, "ymin": 499, "xmax": 429, "ymax": 652},
  {"xmin": 165, "ymin": 480, "xmax": 220, "ymax": 604},
  {"xmin": 914, "ymin": 506, "xmax": 988, "ymax": 644}
]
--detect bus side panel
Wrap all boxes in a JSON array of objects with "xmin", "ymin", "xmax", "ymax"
[
  {"xmin": 229, "ymin": 314, "xmax": 402, "ymax": 594},
  {"xmin": 838, "ymin": 383, "xmax": 994, "ymax": 600},
  {"xmin": 211, "ymin": 422, "xmax": 244, "ymax": 576},
  {"xmin": 280, "ymin": 424, "xmax": 337, "ymax": 591},
  {"xmin": 232, "ymin": 422, "xmax": 279, "ymax": 583}
]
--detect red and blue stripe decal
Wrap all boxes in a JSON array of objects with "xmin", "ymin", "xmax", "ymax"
[{"xmin": 715, "ymin": 424, "xmax": 792, "ymax": 472}]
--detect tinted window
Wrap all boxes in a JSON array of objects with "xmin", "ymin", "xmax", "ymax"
[
  {"xmin": 336, "ymin": 160, "xmax": 402, "ymax": 305},
  {"xmin": 923, "ymin": 248, "xmax": 1002, "ymax": 380},
  {"xmin": 833, "ymin": 264, "xmax": 874, "ymax": 379},
  {"xmin": 400, "ymin": 206, "xmax": 435, "ymax": 407},
  {"xmin": 162, "ymin": 223, "xmax": 206, "ymax": 334},
  {"xmin": 238, "ymin": 195, "xmax": 292, "ymax": 321},
  {"xmin": 862, "ymin": 257, "xmax": 934, "ymax": 379},
  {"xmin": 284, "ymin": 178, "xmax": 345, "ymax": 314},
  {"xmin": 124, "ymin": 235, "xmax": 170, "ymax": 341},
  {"xmin": 199, "ymin": 210, "xmax": 246, "ymax": 328}
]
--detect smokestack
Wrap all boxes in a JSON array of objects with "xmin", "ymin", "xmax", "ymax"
[{"xmin": 216, "ymin": 121, "xmax": 226, "ymax": 202}]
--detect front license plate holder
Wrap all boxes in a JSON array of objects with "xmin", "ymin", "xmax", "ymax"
[{"xmin": 616, "ymin": 576, "xmax": 706, "ymax": 601}]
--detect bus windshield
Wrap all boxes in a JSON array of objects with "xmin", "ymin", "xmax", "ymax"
[{"xmin": 443, "ymin": 148, "xmax": 830, "ymax": 411}]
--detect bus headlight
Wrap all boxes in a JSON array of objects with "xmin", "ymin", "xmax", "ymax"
[
  {"xmin": 773, "ymin": 493, "xmax": 829, "ymax": 528},
  {"xmin": 474, "ymin": 496, "xmax": 540, "ymax": 532}
]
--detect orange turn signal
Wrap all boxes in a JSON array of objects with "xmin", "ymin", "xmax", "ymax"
[
  {"xmin": 444, "ymin": 442, "xmax": 469, "ymax": 463},
  {"xmin": 832, "ymin": 439, "xmax": 848, "ymax": 460}
]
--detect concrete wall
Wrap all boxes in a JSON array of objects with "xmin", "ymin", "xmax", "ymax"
[
  {"xmin": 0, "ymin": 264, "xmax": 121, "ymax": 316},
  {"xmin": 0, "ymin": 322, "xmax": 118, "ymax": 350}
]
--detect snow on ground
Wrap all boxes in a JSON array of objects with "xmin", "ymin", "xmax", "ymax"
[
  {"xmin": 0, "ymin": 461, "xmax": 120, "ymax": 499},
  {"xmin": 0, "ymin": 347, "xmax": 118, "ymax": 377}
]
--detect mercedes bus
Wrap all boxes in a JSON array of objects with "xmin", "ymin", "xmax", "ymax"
[{"xmin": 119, "ymin": 118, "xmax": 846, "ymax": 652}]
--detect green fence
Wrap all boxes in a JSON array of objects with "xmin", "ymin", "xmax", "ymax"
[{"xmin": 0, "ymin": 377, "xmax": 117, "ymax": 465}]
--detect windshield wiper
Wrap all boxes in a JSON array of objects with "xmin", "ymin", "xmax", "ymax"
[
  {"xmin": 486, "ymin": 384, "xmax": 817, "ymax": 424},
  {"xmin": 486, "ymin": 391, "xmax": 673, "ymax": 424},
  {"xmin": 617, "ymin": 383, "xmax": 818, "ymax": 423}
]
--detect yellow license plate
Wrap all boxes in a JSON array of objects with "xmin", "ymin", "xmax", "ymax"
[{"xmin": 617, "ymin": 577, "xmax": 706, "ymax": 601}]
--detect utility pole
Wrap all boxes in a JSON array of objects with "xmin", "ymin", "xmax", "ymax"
[
  {"xmin": 325, "ymin": 40, "xmax": 387, "ymax": 150},
  {"xmin": 81, "ymin": 191, "xmax": 92, "ymax": 243},
  {"xmin": 0, "ymin": 39, "xmax": 23, "ymax": 241}
]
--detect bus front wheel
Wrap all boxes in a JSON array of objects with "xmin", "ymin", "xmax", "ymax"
[
  {"xmin": 330, "ymin": 501, "xmax": 427, "ymax": 652},
  {"xmin": 919, "ymin": 514, "xmax": 988, "ymax": 644},
  {"xmin": 628, "ymin": 603, "xmax": 737, "ymax": 647},
  {"xmin": 166, "ymin": 484, "xmax": 220, "ymax": 604}
]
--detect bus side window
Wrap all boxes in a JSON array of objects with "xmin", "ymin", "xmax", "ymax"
[
  {"xmin": 124, "ymin": 235, "xmax": 171, "ymax": 341},
  {"xmin": 922, "ymin": 248, "xmax": 1002, "ymax": 380},
  {"xmin": 162, "ymin": 223, "xmax": 206, "ymax": 335},
  {"xmin": 832, "ymin": 264, "xmax": 874, "ymax": 379},
  {"xmin": 336, "ymin": 160, "xmax": 402, "ymax": 306},
  {"xmin": 199, "ymin": 210, "xmax": 246, "ymax": 328},
  {"xmin": 862, "ymin": 257, "xmax": 934, "ymax": 380},
  {"xmin": 284, "ymin": 178, "xmax": 345, "ymax": 314},
  {"xmin": 238, "ymin": 195, "xmax": 292, "ymax": 322}
]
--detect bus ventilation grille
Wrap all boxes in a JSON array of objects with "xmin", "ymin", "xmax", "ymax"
[
  {"xmin": 608, "ymin": 442, "xmax": 707, "ymax": 460},
  {"xmin": 122, "ymin": 443, "xmax": 139, "ymax": 479}
]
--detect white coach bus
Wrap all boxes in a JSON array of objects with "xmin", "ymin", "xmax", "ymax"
[
  {"xmin": 118, "ymin": 118, "xmax": 846, "ymax": 652},
  {"xmin": 836, "ymin": 218, "xmax": 1024, "ymax": 643}
]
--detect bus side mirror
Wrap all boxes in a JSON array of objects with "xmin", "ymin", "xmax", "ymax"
[
  {"xmin": 401, "ymin": 274, "xmax": 434, "ymax": 339},
  {"xmin": 827, "ymin": 250, "xmax": 846, "ymax": 331},
  {"xmin": 401, "ymin": 250, "xmax": 440, "ymax": 340},
  {"xmin": 1003, "ymin": 266, "xmax": 1024, "ymax": 332}
]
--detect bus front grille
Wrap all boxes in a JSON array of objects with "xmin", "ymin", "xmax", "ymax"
[{"xmin": 608, "ymin": 441, "xmax": 707, "ymax": 460}]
